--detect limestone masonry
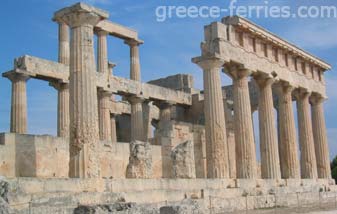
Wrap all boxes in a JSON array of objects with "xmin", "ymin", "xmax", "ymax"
[{"xmin": 0, "ymin": 2, "xmax": 336, "ymax": 214}]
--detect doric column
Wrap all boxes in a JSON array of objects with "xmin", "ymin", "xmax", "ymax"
[
  {"xmin": 128, "ymin": 96, "xmax": 145, "ymax": 141},
  {"xmin": 125, "ymin": 39, "xmax": 143, "ymax": 81},
  {"xmin": 56, "ymin": 20, "xmax": 70, "ymax": 65},
  {"xmin": 310, "ymin": 94, "xmax": 331, "ymax": 179},
  {"xmin": 294, "ymin": 88, "xmax": 318, "ymax": 179},
  {"xmin": 110, "ymin": 113, "xmax": 117, "ymax": 143},
  {"xmin": 50, "ymin": 82, "xmax": 70, "ymax": 138},
  {"xmin": 54, "ymin": 3, "xmax": 109, "ymax": 178},
  {"xmin": 98, "ymin": 90, "xmax": 112, "ymax": 141},
  {"xmin": 275, "ymin": 82, "xmax": 300, "ymax": 179},
  {"xmin": 8, "ymin": 73, "xmax": 29, "ymax": 134},
  {"xmin": 227, "ymin": 67, "xmax": 257, "ymax": 179},
  {"xmin": 254, "ymin": 74, "xmax": 281, "ymax": 179},
  {"xmin": 155, "ymin": 101, "xmax": 174, "ymax": 178},
  {"xmin": 125, "ymin": 39, "xmax": 145, "ymax": 142},
  {"xmin": 194, "ymin": 57, "xmax": 229, "ymax": 178},
  {"xmin": 97, "ymin": 30, "xmax": 109, "ymax": 74}
]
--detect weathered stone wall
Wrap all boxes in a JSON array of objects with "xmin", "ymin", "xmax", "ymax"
[{"xmin": 0, "ymin": 133, "xmax": 163, "ymax": 179}]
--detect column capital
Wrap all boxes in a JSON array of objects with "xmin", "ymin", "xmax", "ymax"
[
  {"xmin": 274, "ymin": 81, "xmax": 294, "ymax": 95},
  {"xmin": 98, "ymin": 88, "xmax": 112, "ymax": 97},
  {"xmin": 153, "ymin": 101, "xmax": 175, "ymax": 110},
  {"xmin": 49, "ymin": 81, "xmax": 69, "ymax": 91},
  {"xmin": 293, "ymin": 88, "xmax": 311, "ymax": 100},
  {"xmin": 253, "ymin": 72, "xmax": 276, "ymax": 88},
  {"xmin": 124, "ymin": 39, "xmax": 144, "ymax": 47},
  {"xmin": 54, "ymin": 3, "xmax": 109, "ymax": 28},
  {"xmin": 95, "ymin": 29, "xmax": 109, "ymax": 36},
  {"xmin": 192, "ymin": 56, "xmax": 225, "ymax": 71},
  {"xmin": 126, "ymin": 95, "xmax": 144, "ymax": 104},
  {"xmin": 310, "ymin": 93, "xmax": 325, "ymax": 105},
  {"xmin": 225, "ymin": 65, "xmax": 252, "ymax": 80},
  {"xmin": 5, "ymin": 72, "xmax": 30, "ymax": 82}
]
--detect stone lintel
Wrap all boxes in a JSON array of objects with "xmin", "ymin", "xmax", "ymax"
[{"xmin": 124, "ymin": 38, "xmax": 144, "ymax": 46}]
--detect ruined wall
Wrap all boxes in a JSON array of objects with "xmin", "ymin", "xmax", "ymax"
[{"xmin": 0, "ymin": 133, "xmax": 163, "ymax": 179}]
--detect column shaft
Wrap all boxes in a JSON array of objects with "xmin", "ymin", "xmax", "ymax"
[
  {"xmin": 130, "ymin": 97, "xmax": 145, "ymax": 141},
  {"xmin": 97, "ymin": 30, "xmax": 108, "ymax": 74},
  {"xmin": 255, "ymin": 77, "xmax": 281, "ymax": 179},
  {"xmin": 277, "ymin": 83, "xmax": 300, "ymax": 179},
  {"xmin": 311, "ymin": 96, "xmax": 331, "ymax": 178},
  {"xmin": 110, "ymin": 114, "xmax": 117, "ymax": 142},
  {"xmin": 57, "ymin": 83, "xmax": 70, "ymax": 138},
  {"xmin": 296, "ymin": 90, "xmax": 318, "ymax": 179},
  {"xmin": 10, "ymin": 74, "xmax": 29, "ymax": 134},
  {"xmin": 200, "ymin": 58, "xmax": 229, "ymax": 178},
  {"xmin": 231, "ymin": 69, "xmax": 257, "ymax": 179},
  {"xmin": 58, "ymin": 22, "xmax": 70, "ymax": 65},
  {"xmin": 98, "ymin": 91, "xmax": 112, "ymax": 141}
]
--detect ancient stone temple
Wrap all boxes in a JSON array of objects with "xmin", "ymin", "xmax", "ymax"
[{"xmin": 0, "ymin": 3, "xmax": 335, "ymax": 214}]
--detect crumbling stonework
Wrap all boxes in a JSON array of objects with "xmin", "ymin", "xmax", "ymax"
[
  {"xmin": 171, "ymin": 141, "xmax": 196, "ymax": 179},
  {"xmin": 126, "ymin": 141, "xmax": 152, "ymax": 178}
]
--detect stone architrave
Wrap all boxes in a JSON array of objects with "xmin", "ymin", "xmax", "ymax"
[{"xmin": 54, "ymin": 2, "xmax": 109, "ymax": 178}]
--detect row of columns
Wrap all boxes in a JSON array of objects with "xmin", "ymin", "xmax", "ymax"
[{"xmin": 195, "ymin": 57, "xmax": 331, "ymax": 180}]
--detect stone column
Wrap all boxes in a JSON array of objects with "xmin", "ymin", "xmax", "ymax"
[
  {"xmin": 227, "ymin": 67, "xmax": 257, "ymax": 179},
  {"xmin": 310, "ymin": 94, "xmax": 331, "ymax": 179},
  {"xmin": 110, "ymin": 113, "xmax": 117, "ymax": 143},
  {"xmin": 254, "ymin": 74, "xmax": 281, "ymax": 179},
  {"xmin": 8, "ymin": 73, "xmax": 29, "ymax": 134},
  {"xmin": 97, "ymin": 30, "xmax": 108, "ymax": 74},
  {"xmin": 52, "ymin": 18, "xmax": 70, "ymax": 138},
  {"xmin": 125, "ymin": 39, "xmax": 144, "ymax": 141},
  {"xmin": 194, "ymin": 57, "xmax": 229, "ymax": 178},
  {"xmin": 54, "ymin": 3, "xmax": 109, "ymax": 178},
  {"xmin": 295, "ymin": 88, "xmax": 318, "ymax": 179},
  {"xmin": 156, "ymin": 101, "xmax": 174, "ymax": 178},
  {"xmin": 56, "ymin": 20, "xmax": 70, "ymax": 65},
  {"xmin": 98, "ymin": 90, "xmax": 112, "ymax": 141},
  {"xmin": 128, "ymin": 96, "xmax": 145, "ymax": 141},
  {"xmin": 276, "ymin": 82, "xmax": 300, "ymax": 179},
  {"xmin": 125, "ymin": 39, "xmax": 142, "ymax": 81},
  {"xmin": 50, "ymin": 82, "xmax": 70, "ymax": 138}
]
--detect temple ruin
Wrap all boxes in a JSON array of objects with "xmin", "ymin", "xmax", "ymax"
[{"xmin": 0, "ymin": 2, "xmax": 336, "ymax": 213}]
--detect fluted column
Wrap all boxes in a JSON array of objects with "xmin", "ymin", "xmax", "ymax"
[
  {"xmin": 276, "ymin": 82, "xmax": 300, "ymax": 179},
  {"xmin": 54, "ymin": 3, "xmax": 108, "ymax": 178},
  {"xmin": 97, "ymin": 30, "xmax": 108, "ymax": 74},
  {"xmin": 128, "ymin": 96, "xmax": 145, "ymax": 141},
  {"xmin": 110, "ymin": 114, "xmax": 117, "ymax": 143},
  {"xmin": 254, "ymin": 74, "xmax": 281, "ymax": 179},
  {"xmin": 57, "ymin": 21, "xmax": 70, "ymax": 65},
  {"xmin": 310, "ymin": 94, "xmax": 331, "ymax": 178},
  {"xmin": 295, "ymin": 88, "xmax": 318, "ymax": 179},
  {"xmin": 50, "ymin": 82, "xmax": 70, "ymax": 138},
  {"xmin": 227, "ymin": 67, "xmax": 257, "ymax": 179},
  {"xmin": 194, "ymin": 57, "xmax": 229, "ymax": 178},
  {"xmin": 98, "ymin": 90, "xmax": 112, "ymax": 141},
  {"xmin": 125, "ymin": 39, "xmax": 142, "ymax": 81},
  {"xmin": 125, "ymin": 39, "xmax": 144, "ymax": 141},
  {"xmin": 8, "ymin": 73, "xmax": 29, "ymax": 134}
]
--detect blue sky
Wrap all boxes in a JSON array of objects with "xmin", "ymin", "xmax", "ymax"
[{"xmin": 0, "ymin": 0, "xmax": 336, "ymax": 159}]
